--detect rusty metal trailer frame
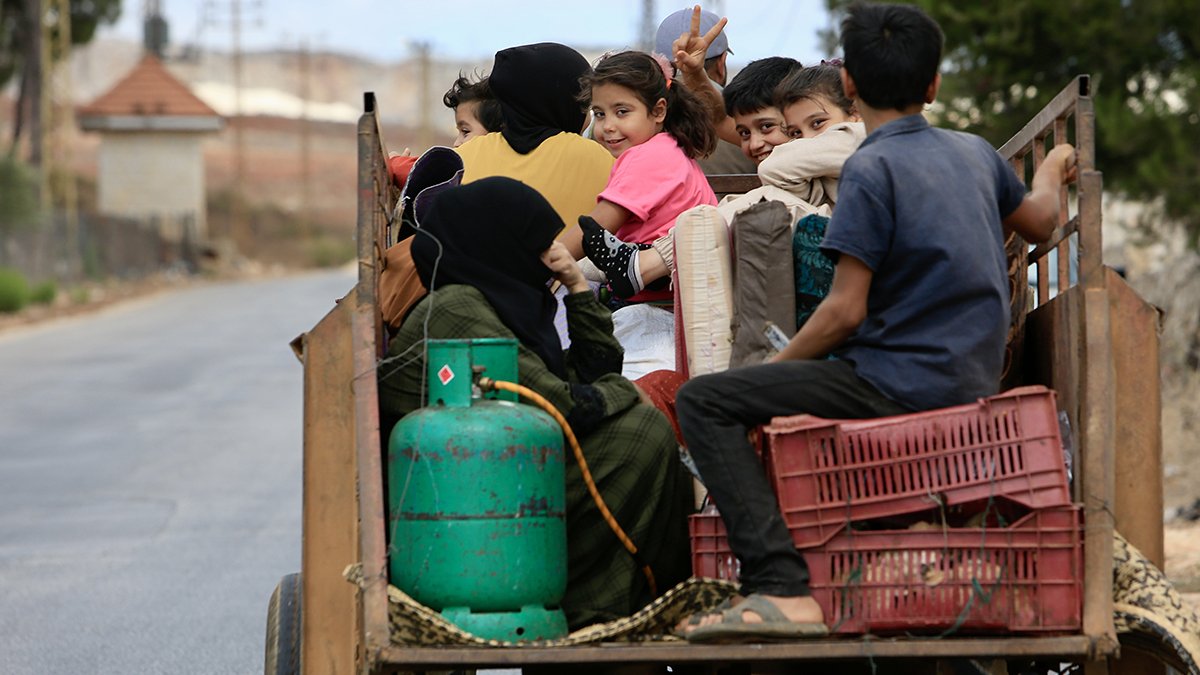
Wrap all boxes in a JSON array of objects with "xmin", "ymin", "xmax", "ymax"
[{"xmin": 292, "ymin": 76, "xmax": 1163, "ymax": 674}]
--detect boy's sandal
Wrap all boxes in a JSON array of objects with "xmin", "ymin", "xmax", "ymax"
[{"xmin": 683, "ymin": 593, "xmax": 829, "ymax": 644}]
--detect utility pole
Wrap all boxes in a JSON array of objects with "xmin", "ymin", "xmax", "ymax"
[
  {"xmin": 412, "ymin": 41, "xmax": 433, "ymax": 151},
  {"xmin": 40, "ymin": 0, "xmax": 79, "ymax": 275},
  {"xmin": 205, "ymin": 0, "xmax": 262, "ymax": 242},
  {"xmin": 143, "ymin": 0, "xmax": 169, "ymax": 57},
  {"xmin": 287, "ymin": 36, "xmax": 316, "ymax": 238},
  {"xmin": 299, "ymin": 39, "xmax": 311, "ymax": 237},
  {"xmin": 231, "ymin": 0, "xmax": 245, "ymax": 239},
  {"xmin": 640, "ymin": 0, "xmax": 655, "ymax": 53},
  {"xmin": 21, "ymin": 0, "xmax": 43, "ymax": 167}
]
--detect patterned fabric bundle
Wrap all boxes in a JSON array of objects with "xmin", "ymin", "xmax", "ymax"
[{"xmin": 793, "ymin": 214, "xmax": 835, "ymax": 329}]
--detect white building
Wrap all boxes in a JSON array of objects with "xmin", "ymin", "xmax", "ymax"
[{"xmin": 79, "ymin": 55, "xmax": 222, "ymax": 241}]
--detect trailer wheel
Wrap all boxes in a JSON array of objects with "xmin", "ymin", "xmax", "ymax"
[{"xmin": 264, "ymin": 573, "xmax": 302, "ymax": 675}]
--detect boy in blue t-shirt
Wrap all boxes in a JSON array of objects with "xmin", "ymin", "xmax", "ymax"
[{"xmin": 675, "ymin": 2, "xmax": 1076, "ymax": 642}]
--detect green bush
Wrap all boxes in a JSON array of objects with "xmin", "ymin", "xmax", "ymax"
[
  {"xmin": 30, "ymin": 280, "xmax": 57, "ymax": 305},
  {"xmin": 0, "ymin": 268, "xmax": 30, "ymax": 313},
  {"xmin": 0, "ymin": 157, "xmax": 40, "ymax": 233},
  {"xmin": 307, "ymin": 236, "xmax": 356, "ymax": 268}
]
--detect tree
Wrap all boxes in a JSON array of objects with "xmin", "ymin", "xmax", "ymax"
[
  {"xmin": 2, "ymin": 0, "xmax": 122, "ymax": 157},
  {"xmin": 1, "ymin": 0, "xmax": 120, "ymax": 89},
  {"xmin": 0, "ymin": 154, "xmax": 39, "ymax": 230},
  {"xmin": 824, "ymin": 0, "xmax": 1200, "ymax": 243}
]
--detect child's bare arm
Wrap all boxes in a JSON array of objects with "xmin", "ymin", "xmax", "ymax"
[
  {"xmin": 770, "ymin": 254, "xmax": 872, "ymax": 362},
  {"xmin": 758, "ymin": 123, "xmax": 862, "ymax": 186},
  {"xmin": 676, "ymin": 67, "xmax": 738, "ymax": 145},
  {"xmin": 540, "ymin": 242, "xmax": 589, "ymax": 294},
  {"xmin": 679, "ymin": 74, "xmax": 739, "ymax": 146},
  {"xmin": 1003, "ymin": 144, "xmax": 1077, "ymax": 244},
  {"xmin": 560, "ymin": 200, "xmax": 632, "ymax": 260},
  {"xmin": 672, "ymin": 6, "xmax": 741, "ymax": 146}
]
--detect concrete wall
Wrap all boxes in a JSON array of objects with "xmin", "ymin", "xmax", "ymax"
[{"xmin": 96, "ymin": 132, "xmax": 208, "ymax": 240}]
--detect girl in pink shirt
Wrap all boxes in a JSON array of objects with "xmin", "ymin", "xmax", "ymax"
[{"xmin": 572, "ymin": 50, "xmax": 718, "ymax": 304}]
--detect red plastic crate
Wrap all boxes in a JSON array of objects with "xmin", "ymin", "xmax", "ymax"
[
  {"xmin": 764, "ymin": 385, "xmax": 1071, "ymax": 548},
  {"xmin": 689, "ymin": 510, "xmax": 741, "ymax": 582},
  {"xmin": 689, "ymin": 506, "xmax": 1083, "ymax": 635}
]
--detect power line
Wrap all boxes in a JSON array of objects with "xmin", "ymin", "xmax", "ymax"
[
  {"xmin": 204, "ymin": 0, "xmax": 263, "ymax": 242},
  {"xmin": 283, "ymin": 35, "xmax": 323, "ymax": 238},
  {"xmin": 411, "ymin": 41, "xmax": 433, "ymax": 150},
  {"xmin": 639, "ymin": 0, "xmax": 655, "ymax": 53}
]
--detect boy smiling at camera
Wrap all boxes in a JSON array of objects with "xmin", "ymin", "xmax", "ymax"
[{"xmin": 674, "ymin": 2, "xmax": 1077, "ymax": 642}]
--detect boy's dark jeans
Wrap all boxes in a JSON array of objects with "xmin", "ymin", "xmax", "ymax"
[{"xmin": 676, "ymin": 358, "xmax": 908, "ymax": 597}]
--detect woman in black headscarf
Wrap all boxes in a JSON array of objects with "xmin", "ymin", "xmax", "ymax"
[
  {"xmin": 377, "ymin": 177, "xmax": 692, "ymax": 630},
  {"xmin": 487, "ymin": 42, "xmax": 592, "ymax": 154},
  {"xmin": 455, "ymin": 43, "xmax": 615, "ymax": 256}
]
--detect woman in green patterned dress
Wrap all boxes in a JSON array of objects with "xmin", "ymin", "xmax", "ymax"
[{"xmin": 377, "ymin": 177, "xmax": 693, "ymax": 630}]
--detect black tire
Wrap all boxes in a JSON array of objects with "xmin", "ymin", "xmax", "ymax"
[{"xmin": 264, "ymin": 573, "xmax": 302, "ymax": 675}]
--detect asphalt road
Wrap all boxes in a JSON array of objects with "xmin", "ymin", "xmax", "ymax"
[{"xmin": 0, "ymin": 269, "xmax": 355, "ymax": 675}]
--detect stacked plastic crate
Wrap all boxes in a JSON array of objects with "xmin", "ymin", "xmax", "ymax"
[{"xmin": 689, "ymin": 385, "xmax": 1083, "ymax": 634}]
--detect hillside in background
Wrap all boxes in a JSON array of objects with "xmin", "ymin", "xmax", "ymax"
[
  {"xmin": 69, "ymin": 38, "xmax": 494, "ymax": 126},
  {"xmin": 32, "ymin": 37, "xmax": 495, "ymax": 248},
  {"xmin": 24, "ymin": 38, "xmax": 609, "ymax": 243}
]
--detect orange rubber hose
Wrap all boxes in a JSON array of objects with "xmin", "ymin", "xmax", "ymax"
[{"xmin": 479, "ymin": 377, "xmax": 658, "ymax": 599}]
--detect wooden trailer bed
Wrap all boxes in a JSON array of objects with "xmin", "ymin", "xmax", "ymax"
[{"xmin": 285, "ymin": 75, "xmax": 1169, "ymax": 674}]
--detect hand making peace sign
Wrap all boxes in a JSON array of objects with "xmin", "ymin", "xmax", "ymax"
[{"xmin": 671, "ymin": 5, "xmax": 728, "ymax": 77}]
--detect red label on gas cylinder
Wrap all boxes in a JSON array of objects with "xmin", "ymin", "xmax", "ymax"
[{"xmin": 437, "ymin": 364, "xmax": 454, "ymax": 385}]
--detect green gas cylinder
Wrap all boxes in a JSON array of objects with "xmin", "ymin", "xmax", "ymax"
[{"xmin": 387, "ymin": 338, "xmax": 568, "ymax": 641}]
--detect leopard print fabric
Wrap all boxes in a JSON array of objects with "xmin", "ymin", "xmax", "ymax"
[
  {"xmin": 382, "ymin": 577, "xmax": 737, "ymax": 647},
  {"xmin": 1112, "ymin": 532, "xmax": 1200, "ymax": 675},
  {"xmin": 368, "ymin": 534, "xmax": 1200, "ymax": 673}
]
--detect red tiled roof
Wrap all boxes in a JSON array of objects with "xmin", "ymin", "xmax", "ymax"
[{"xmin": 80, "ymin": 54, "xmax": 218, "ymax": 118}]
